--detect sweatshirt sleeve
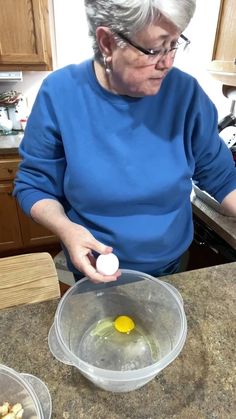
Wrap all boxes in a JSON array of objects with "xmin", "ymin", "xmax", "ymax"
[
  {"xmin": 190, "ymin": 81, "xmax": 236, "ymax": 203},
  {"xmin": 13, "ymin": 77, "xmax": 66, "ymax": 216}
]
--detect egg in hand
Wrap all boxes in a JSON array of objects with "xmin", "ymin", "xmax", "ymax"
[{"xmin": 96, "ymin": 253, "xmax": 119, "ymax": 275}]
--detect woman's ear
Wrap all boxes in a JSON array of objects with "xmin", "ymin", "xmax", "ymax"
[{"xmin": 96, "ymin": 27, "xmax": 115, "ymax": 57}]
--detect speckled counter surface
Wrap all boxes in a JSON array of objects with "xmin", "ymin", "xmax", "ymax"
[
  {"xmin": 0, "ymin": 133, "xmax": 23, "ymax": 154},
  {"xmin": 0, "ymin": 263, "xmax": 236, "ymax": 419}
]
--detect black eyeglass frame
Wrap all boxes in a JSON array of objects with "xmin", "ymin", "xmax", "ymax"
[{"xmin": 115, "ymin": 32, "xmax": 190, "ymax": 56}]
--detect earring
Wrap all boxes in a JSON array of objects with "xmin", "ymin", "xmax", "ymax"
[{"xmin": 103, "ymin": 55, "xmax": 112, "ymax": 74}]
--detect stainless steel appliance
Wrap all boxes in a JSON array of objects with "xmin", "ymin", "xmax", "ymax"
[
  {"xmin": 192, "ymin": 215, "xmax": 236, "ymax": 267},
  {"xmin": 190, "ymin": 88, "xmax": 236, "ymax": 268},
  {"xmin": 218, "ymin": 98, "xmax": 236, "ymax": 161},
  {"xmin": 193, "ymin": 87, "xmax": 236, "ymax": 210}
]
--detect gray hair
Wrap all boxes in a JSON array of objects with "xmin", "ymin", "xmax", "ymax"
[{"xmin": 84, "ymin": 0, "xmax": 196, "ymax": 62}]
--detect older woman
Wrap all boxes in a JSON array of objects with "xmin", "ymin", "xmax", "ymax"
[{"xmin": 14, "ymin": 0, "xmax": 236, "ymax": 283}]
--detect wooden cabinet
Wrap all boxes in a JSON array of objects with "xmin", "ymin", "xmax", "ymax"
[
  {"xmin": 208, "ymin": 0, "xmax": 236, "ymax": 86},
  {"xmin": 18, "ymin": 209, "xmax": 58, "ymax": 247},
  {"xmin": 0, "ymin": 181, "xmax": 23, "ymax": 251},
  {"xmin": 0, "ymin": 153, "xmax": 58, "ymax": 253},
  {"xmin": 0, "ymin": 0, "xmax": 53, "ymax": 71}
]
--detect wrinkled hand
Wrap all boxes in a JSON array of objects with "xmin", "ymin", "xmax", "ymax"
[{"xmin": 61, "ymin": 222, "xmax": 121, "ymax": 283}]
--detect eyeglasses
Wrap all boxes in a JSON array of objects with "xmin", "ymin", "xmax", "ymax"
[{"xmin": 115, "ymin": 32, "xmax": 190, "ymax": 60}]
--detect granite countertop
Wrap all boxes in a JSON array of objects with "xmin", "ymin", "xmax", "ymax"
[
  {"xmin": 0, "ymin": 133, "xmax": 23, "ymax": 155},
  {"xmin": 0, "ymin": 263, "xmax": 236, "ymax": 418}
]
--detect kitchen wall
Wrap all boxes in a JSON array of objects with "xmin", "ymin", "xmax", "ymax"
[
  {"xmin": 174, "ymin": 0, "xmax": 230, "ymax": 119},
  {"xmin": 0, "ymin": 0, "xmax": 231, "ymax": 119}
]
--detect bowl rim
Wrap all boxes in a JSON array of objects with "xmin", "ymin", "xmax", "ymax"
[
  {"xmin": 0, "ymin": 364, "xmax": 43, "ymax": 417},
  {"xmin": 53, "ymin": 269, "xmax": 187, "ymax": 380}
]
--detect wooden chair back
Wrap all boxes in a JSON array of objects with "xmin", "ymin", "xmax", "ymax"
[{"xmin": 0, "ymin": 252, "xmax": 61, "ymax": 309}]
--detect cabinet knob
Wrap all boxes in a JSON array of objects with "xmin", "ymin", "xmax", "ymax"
[
  {"xmin": 234, "ymin": 58, "xmax": 236, "ymax": 65},
  {"xmin": 7, "ymin": 168, "xmax": 13, "ymax": 174}
]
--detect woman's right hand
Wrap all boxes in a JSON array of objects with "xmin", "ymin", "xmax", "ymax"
[
  {"xmin": 61, "ymin": 222, "xmax": 121, "ymax": 283},
  {"xmin": 30, "ymin": 199, "xmax": 121, "ymax": 283}
]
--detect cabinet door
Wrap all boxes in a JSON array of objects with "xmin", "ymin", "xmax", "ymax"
[
  {"xmin": 0, "ymin": 182, "xmax": 23, "ymax": 251},
  {"xmin": 208, "ymin": 0, "xmax": 236, "ymax": 85},
  {"xmin": 17, "ymin": 204, "xmax": 59, "ymax": 247},
  {"xmin": 0, "ymin": 0, "xmax": 52, "ymax": 70}
]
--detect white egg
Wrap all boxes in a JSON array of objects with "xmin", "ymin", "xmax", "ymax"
[{"xmin": 96, "ymin": 253, "xmax": 119, "ymax": 275}]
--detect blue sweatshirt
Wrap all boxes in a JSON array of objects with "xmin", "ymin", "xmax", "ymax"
[{"xmin": 14, "ymin": 60, "xmax": 236, "ymax": 275}]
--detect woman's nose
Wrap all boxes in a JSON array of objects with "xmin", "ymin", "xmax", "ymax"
[{"xmin": 155, "ymin": 52, "xmax": 175, "ymax": 69}]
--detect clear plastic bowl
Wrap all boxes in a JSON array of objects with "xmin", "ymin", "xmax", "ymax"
[
  {"xmin": 0, "ymin": 364, "xmax": 52, "ymax": 418},
  {"xmin": 48, "ymin": 270, "xmax": 187, "ymax": 392}
]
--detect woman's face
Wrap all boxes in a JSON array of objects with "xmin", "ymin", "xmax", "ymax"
[{"xmin": 106, "ymin": 19, "xmax": 180, "ymax": 97}]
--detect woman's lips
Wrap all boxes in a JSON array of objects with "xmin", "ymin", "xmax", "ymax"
[
  {"xmin": 150, "ymin": 76, "xmax": 164, "ymax": 82},
  {"xmin": 151, "ymin": 71, "xmax": 167, "ymax": 79}
]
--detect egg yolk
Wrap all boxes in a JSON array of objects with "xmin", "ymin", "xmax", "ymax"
[{"xmin": 114, "ymin": 315, "xmax": 135, "ymax": 333}]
